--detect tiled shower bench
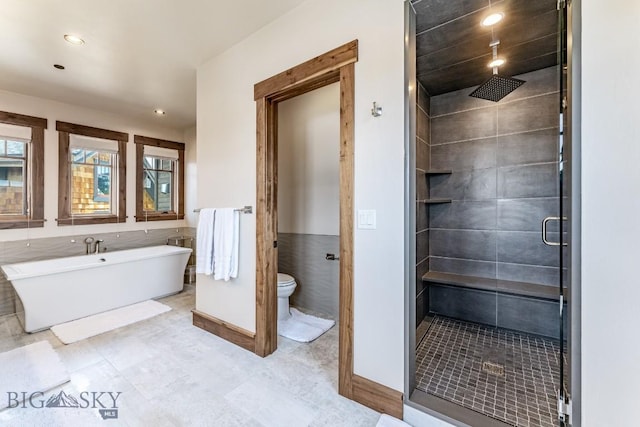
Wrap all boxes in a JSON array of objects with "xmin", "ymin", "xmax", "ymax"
[{"xmin": 422, "ymin": 271, "xmax": 566, "ymax": 339}]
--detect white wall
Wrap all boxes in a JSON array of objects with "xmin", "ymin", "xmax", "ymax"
[
  {"xmin": 197, "ymin": 0, "xmax": 405, "ymax": 390},
  {"xmin": 581, "ymin": 1, "xmax": 640, "ymax": 425},
  {"xmin": 278, "ymin": 82, "xmax": 340, "ymax": 236},
  {"xmin": 0, "ymin": 89, "xmax": 194, "ymax": 241}
]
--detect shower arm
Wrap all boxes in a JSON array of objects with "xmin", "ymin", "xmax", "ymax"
[{"xmin": 490, "ymin": 39, "xmax": 500, "ymax": 75}]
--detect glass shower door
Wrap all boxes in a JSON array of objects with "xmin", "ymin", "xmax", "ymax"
[
  {"xmin": 557, "ymin": 1, "xmax": 571, "ymax": 425},
  {"xmin": 543, "ymin": 3, "xmax": 571, "ymax": 424}
]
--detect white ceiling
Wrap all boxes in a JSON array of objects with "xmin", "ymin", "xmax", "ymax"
[{"xmin": 0, "ymin": 0, "xmax": 309, "ymax": 129}]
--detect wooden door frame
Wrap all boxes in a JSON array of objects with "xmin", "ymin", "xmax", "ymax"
[
  {"xmin": 253, "ymin": 40, "xmax": 403, "ymax": 417},
  {"xmin": 254, "ymin": 41, "xmax": 357, "ymax": 397}
]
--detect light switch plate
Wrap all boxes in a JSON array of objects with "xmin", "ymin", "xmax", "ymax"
[{"xmin": 358, "ymin": 209, "xmax": 376, "ymax": 229}]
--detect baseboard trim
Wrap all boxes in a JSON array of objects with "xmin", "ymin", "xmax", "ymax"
[
  {"xmin": 352, "ymin": 374, "xmax": 403, "ymax": 419},
  {"xmin": 192, "ymin": 310, "xmax": 256, "ymax": 352}
]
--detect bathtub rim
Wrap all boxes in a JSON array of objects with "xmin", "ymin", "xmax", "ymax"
[{"xmin": 1, "ymin": 245, "xmax": 192, "ymax": 281}]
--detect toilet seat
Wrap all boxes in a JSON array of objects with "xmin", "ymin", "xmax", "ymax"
[{"xmin": 277, "ymin": 273, "xmax": 295, "ymax": 287}]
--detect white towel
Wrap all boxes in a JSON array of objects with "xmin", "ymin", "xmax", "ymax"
[
  {"xmin": 213, "ymin": 208, "xmax": 239, "ymax": 281},
  {"xmin": 196, "ymin": 208, "xmax": 216, "ymax": 275}
]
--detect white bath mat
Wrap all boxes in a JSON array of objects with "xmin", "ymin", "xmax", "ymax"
[
  {"xmin": 51, "ymin": 300, "xmax": 171, "ymax": 344},
  {"xmin": 277, "ymin": 308, "xmax": 335, "ymax": 343},
  {"xmin": 0, "ymin": 341, "xmax": 70, "ymax": 410}
]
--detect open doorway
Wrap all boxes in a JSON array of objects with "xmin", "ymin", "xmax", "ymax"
[
  {"xmin": 277, "ymin": 82, "xmax": 341, "ymax": 325},
  {"xmin": 253, "ymin": 41, "xmax": 358, "ymax": 398},
  {"xmin": 254, "ymin": 41, "xmax": 405, "ymax": 417}
]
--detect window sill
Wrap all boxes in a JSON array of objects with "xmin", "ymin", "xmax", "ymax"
[
  {"xmin": 0, "ymin": 219, "xmax": 45, "ymax": 230},
  {"xmin": 135, "ymin": 212, "xmax": 185, "ymax": 222},
  {"xmin": 56, "ymin": 215, "xmax": 125, "ymax": 226}
]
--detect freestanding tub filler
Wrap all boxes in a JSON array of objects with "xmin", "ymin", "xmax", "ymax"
[{"xmin": 1, "ymin": 245, "xmax": 192, "ymax": 332}]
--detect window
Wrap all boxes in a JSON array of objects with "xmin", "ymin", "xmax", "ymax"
[
  {"xmin": 0, "ymin": 139, "xmax": 27, "ymax": 215},
  {"xmin": 143, "ymin": 155, "xmax": 175, "ymax": 213},
  {"xmin": 0, "ymin": 111, "xmax": 46, "ymax": 229},
  {"xmin": 57, "ymin": 121, "xmax": 127, "ymax": 226},
  {"xmin": 70, "ymin": 147, "xmax": 115, "ymax": 213},
  {"xmin": 134, "ymin": 135, "xmax": 184, "ymax": 222}
]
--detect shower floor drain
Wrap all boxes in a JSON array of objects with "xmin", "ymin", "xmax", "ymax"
[{"xmin": 482, "ymin": 361, "xmax": 505, "ymax": 377}]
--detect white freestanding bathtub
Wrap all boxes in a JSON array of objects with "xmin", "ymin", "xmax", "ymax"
[{"xmin": 1, "ymin": 245, "xmax": 192, "ymax": 332}]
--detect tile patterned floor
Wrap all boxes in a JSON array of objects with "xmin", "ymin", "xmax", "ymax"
[
  {"xmin": 0, "ymin": 286, "xmax": 379, "ymax": 426},
  {"xmin": 416, "ymin": 316, "xmax": 562, "ymax": 427}
]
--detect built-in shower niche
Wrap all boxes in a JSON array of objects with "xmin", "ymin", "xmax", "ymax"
[{"xmin": 420, "ymin": 65, "xmax": 566, "ymax": 340}]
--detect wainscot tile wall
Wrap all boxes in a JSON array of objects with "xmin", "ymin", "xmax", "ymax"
[
  {"xmin": 0, "ymin": 227, "xmax": 196, "ymax": 317},
  {"xmin": 278, "ymin": 233, "xmax": 339, "ymax": 319},
  {"xmin": 428, "ymin": 66, "xmax": 562, "ymax": 287},
  {"xmin": 416, "ymin": 83, "xmax": 430, "ymax": 328}
]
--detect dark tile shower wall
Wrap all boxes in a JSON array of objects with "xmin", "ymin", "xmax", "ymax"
[
  {"xmin": 429, "ymin": 66, "xmax": 561, "ymax": 287},
  {"xmin": 416, "ymin": 83, "xmax": 430, "ymax": 327}
]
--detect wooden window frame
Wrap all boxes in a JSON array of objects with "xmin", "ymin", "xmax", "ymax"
[
  {"xmin": 0, "ymin": 111, "xmax": 47, "ymax": 230},
  {"xmin": 56, "ymin": 121, "xmax": 127, "ymax": 226},
  {"xmin": 134, "ymin": 135, "xmax": 185, "ymax": 222}
]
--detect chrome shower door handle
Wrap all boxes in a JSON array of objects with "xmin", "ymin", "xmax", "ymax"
[{"xmin": 542, "ymin": 216, "xmax": 568, "ymax": 246}]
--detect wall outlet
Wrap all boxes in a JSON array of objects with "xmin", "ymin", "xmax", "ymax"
[{"xmin": 358, "ymin": 210, "xmax": 376, "ymax": 229}]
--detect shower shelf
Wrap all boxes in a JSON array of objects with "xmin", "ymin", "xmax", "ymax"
[
  {"xmin": 425, "ymin": 169, "xmax": 452, "ymax": 175},
  {"xmin": 421, "ymin": 198, "xmax": 452, "ymax": 204}
]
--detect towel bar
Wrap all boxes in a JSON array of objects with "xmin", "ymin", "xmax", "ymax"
[{"xmin": 193, "ymin": 206, "xmax": 252, "ymax": 214}]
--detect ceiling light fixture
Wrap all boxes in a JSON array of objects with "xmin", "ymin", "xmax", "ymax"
[
  {"xmin": 53, "ymin": 64, "xmax": 65, "ymax": 70},
  {"xmin": 488, "ymin": 58, "xmax": 506, "ymax": 68},
  {"xmin": 64, "ymin": 34, "xmax": 85, "ymax": 45},
  {"xmin": 481, "ymin": 12, "xmax": 504, "ymax": 27},
  {"xmin": 154, "ymin": 109, "xmax": 166, "ymax": 116}
]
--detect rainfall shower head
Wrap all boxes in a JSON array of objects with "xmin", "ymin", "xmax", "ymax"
[
  {"xmin": 469, "ymin": 39, "xmax": 525, "ymax": 102},
  {"xmin": 470, "ymin": 74, "xmax": 525, "ymax": 102}
]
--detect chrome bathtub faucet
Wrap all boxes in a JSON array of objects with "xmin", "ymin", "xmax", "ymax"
[
  {"xmin": 94, "ymin": 239, "xmax": 104, "ymax": 254},
  {"xmin": 84, "ymin": 237, "xmax": 95, "ymax": 255}
]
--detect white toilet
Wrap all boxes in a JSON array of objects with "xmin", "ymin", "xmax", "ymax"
[{"xmin": 277, "ymin": 273, "xmax": 297, "ymax": 321}]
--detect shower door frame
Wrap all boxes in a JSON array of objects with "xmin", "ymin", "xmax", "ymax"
[{"xmin": 558, "ymin": 0, "xmax": 581, "ymax": 424}]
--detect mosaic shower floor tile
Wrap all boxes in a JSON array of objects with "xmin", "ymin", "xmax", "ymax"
[{"xmin": 416, "ymin": 316, "xmax": 563, "ymax": 427}]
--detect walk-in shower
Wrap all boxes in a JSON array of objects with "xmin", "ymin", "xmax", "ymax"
[{"xmin": 410, "ymin": 0, "xmax": 572, "ymax": 426}]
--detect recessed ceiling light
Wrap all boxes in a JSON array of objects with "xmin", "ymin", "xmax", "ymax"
[
  {"xmin": 64, "ymin": 34, "xmax": 85, "ymax": 45},
  {"xmin": 53, "ymin": 64, "xmax": 65, "ymax": 70},
  {"xmin": 481, "ymin": 12, "xmax": 504, "ymax": 27},
  {"xmin": 154, "ymin": 109, "xmax": 166, "ymax": 116},
  {"xmin": 488, "ymin": 58, "xmax": 506, "ymax": 68}
]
